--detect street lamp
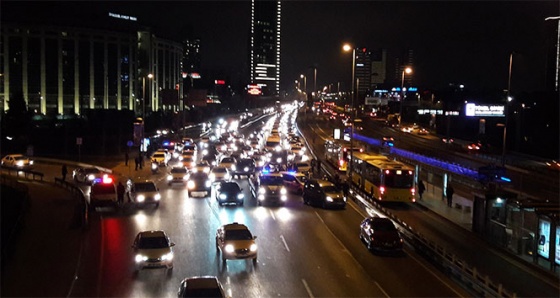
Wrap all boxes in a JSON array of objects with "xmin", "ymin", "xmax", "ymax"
[
  {"xmin": 398, "ymin": 67, "xmax": 413, "ymax": 126},
  {"xmin": 343, "ymin": 43, "xmax": 356, "ymax": 179},
  {"xmin": 300, "ymin": 74, "xmax": 307, "ymax": 94},
  {"xmin": 142, "ymin": 73, "xmax": 153, "ymax": 120},
  {"xmin": 502, "ymin": 53, "xmax": 514, "ymax": 166}
]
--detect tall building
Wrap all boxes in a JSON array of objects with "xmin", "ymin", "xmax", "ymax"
[
  {"xmin": 250, "ymin": 0, "xmax": 281, "ymax": 96},
  {"xmin": 182, "ymin": 38, "xmax": 201, "ymax": 92},
  {"xmin": 370, "ymin": 48, "xmax": 387, "ymax": 87},
  {"xmin": 394, "ymin": 49, "xmax": 414, "ymax": 86},
  {"xmin": 354, "ymin": 48, "xmax": 372, "ymax": 102}
]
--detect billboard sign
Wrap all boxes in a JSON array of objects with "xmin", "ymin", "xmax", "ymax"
[{"xmin": 465, "ymin": 103, "xmax": 505, "ymax": 117}]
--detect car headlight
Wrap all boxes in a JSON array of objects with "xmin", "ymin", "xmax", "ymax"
[
  {"xmin": 219, "ymin": 193, "xmax": 227, "ymax": 200},
  {"xmin": 281, "ymin": 195, "xmax": 287, "ymax": 201},
  {"xmin": 326, "ymin": 196, "xmax": 334, "ymax": 202},
  {"xmin": 155, "ymin": 194, "xmax": 161, "ymax": 201},
  {"xmin": 16, "ymin": 161, "xmax": 24, "ymax": 167},
  {"xmin": 225, "ymin": 244, "xmax": 234, "ymax": 253},
  {"xmin": 161, "ymin": 252, "xmax": 174, "ymax": 261},
  {"xmin": 280, "ymin": 187, "xmax": 287, "ymax": 195},
  {"xmin": 151, "ymin": 163, "xmax": 158, "ymax": 170},
  {"xmin": 187, "ymin": 180, "xmax": 195, "ymax": 189},
  {"xmin": 258, "ymin": 187, "xmax": 266, "ymax": 194},
  {"xmin": 237, "ymin": 193, "xmax": 244, "ymax": 199},
  {"xmin": 167, "ymin": 175, "xmax": 172, "ymax": 181},
  {"xmin": 250, "ymin": 243, "xmax": 258, "ymax": 252},
  {"xmin": 88, "ymin": 174, "xmax": 95, "ymax": 181},
  {"xmin": 135, "ymin": 254, "xmax": 148, "ymax": 263},
  {"xmin": 29, "ymin": 160, "xmax": 33, "ymax": 165},
  {"xmin": 205, "ymin": 180, "xmax": 212, "ymax": 188},
  {"xmin": 137, "ymin": 195, "xmax": 145, "ymax": 202},
  {"xmin": 244, "ymin": 167, "xmax": 249, "ymax": 172}
]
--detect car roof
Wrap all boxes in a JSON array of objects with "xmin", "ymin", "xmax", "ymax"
[
  {"xmin": 138, "ymin": 230, "xmax": 167, "ymax": 238},
  {"xmin": 221, "ymin": 222, "xmax": 249, "ymax": 231},
  {"xmin": 181, "ymin": 276, "xmax": 221, "ymax": 289}
]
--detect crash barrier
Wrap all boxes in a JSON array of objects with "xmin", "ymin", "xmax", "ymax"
[
  {"xmin": 348, "ymin": 184, "xmax": 516, "ymax": 298},
  {"xmin": 0, "ymin": 165, "xmax": 44, "ymax": 181},
  {"xmin": 54, "ymin": 177, "xmax": 89, "ymax": 230}
]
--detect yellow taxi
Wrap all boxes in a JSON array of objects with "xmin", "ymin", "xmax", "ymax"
[{"xmin": 215, "ymin": 222, "xmax": 257, "ymax": 264}]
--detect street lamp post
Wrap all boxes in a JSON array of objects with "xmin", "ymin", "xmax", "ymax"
[
  {"xmin": 502, "ymin": 53, "xmax": 514, "ymax": 166},
  {"xmin": 142, "ymin": 73, "xmax": 153, "ymax": 120},
  {"xmin": 399, "ymin": 67, "xmax": 412, "ymax": 126},
  {"xmin": 300, "ymin": 74, "xmax": 307, "ymax": 94},
  {"xmin": 343, "ymin": 44, "xmax": 356, "ymax": 179}
]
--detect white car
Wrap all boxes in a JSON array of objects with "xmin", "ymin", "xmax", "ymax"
[
  {"xmin": 209, "ymin": 166, "xmax": 231, "ymax": 183},
  {"xmin": 132, "ymin": 230, "xmax": 175, "ymax": 271},
  {"xmin": 1, "ymin": 154, "xmax": 33, "ymax": 169},
  {"xmin": 167, "ymin": 167, "xmax": 189, "ymax": 186},
  {"xmin": 218, "ymin": 156, "xmax": 237, "ymax": 172}
]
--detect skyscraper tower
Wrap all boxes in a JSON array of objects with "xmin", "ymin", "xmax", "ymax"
[{"xmin": 250, "ymin": 0, "xmax": 281, "ymax": 96}]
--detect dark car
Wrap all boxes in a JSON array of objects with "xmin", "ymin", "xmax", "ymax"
[
  {"xmin": 178, "ymin": 276, "xmax": 226, "ymax": 298},
  {"xmin": 359, "ymin": 217, "xmax": 404, "ymax": 253},
  {"xmin": 187, "ymin": 172, "xmax": 212, "ymax": 198},
  {"xmin": 215, "ymin": 181, "xmax": 244, "ymax": 206},
  {"xmin": 232, "ymin": 158, "xmax": 256, "ymax": 178},
  {"xmin": 302, "ymin": 179, "xmax": 346, "ymax": 209}
]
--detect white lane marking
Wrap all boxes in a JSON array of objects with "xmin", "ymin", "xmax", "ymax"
[
  {"xmin": 280, "ymin": 235, "xmax": 290, "ymax": 252},
  {"xmin": 406, "ymin": 251, "xmax": 467, "ymax": 297},
  {"xmin": 374, "ymin": 281, "xmax": 390, "ymax": 298},
  {"xmin": 302, "ymin": 279, "xmax": 314, "ymax": 298},
  {"xmin": 269, "ymin": 209, "xmax": 276, "ymax": 221}
]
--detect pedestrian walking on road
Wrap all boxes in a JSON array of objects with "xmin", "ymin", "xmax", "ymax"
[
  {"xmin": 134, "ymin": 156, "xmax": 139, "ymax": 171},
  {"xmin": 125, "ymin": 151, "xmax": 129, "ymax": 166},
  {"xmin": 138, "ymin": 154, "xmax": 143, "ymax": 169},
  {"xmin": 446, "ymin": 184, "xmax": 454, "ymax": 207},
  {"xmin": 117, "ymin": 182, "xmax": 125, "ymax": 206},
  {"xmin": 342, "ymin": 179, "xmax": 350, "ymax": 197},
  {"xmin": 418, "ymin": 180, "xmax": 426, "ymax": 200},
  {"xmin": 316, "ymin": 159, "xmax": 321, "ymax": 174},
  {"xmin": 61, "ymin": 164, "xmax": 68, "ymax": 181}
]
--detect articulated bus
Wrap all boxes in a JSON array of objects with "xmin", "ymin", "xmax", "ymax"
[
  {"xmin": 324, "ymin": 139, "xmax": 364, "ymax": 171},
  {"xmin": 350, "ymin": 152, "xmax": 416, "ymax": 203}
]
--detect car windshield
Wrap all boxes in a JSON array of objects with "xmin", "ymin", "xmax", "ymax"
[
  {"xmin": 171, "ymin": 168, "xmax": 187, "ymax": 173},
  {"xmin": 260, "ymin": 175, "xmax": 284, "ymax": 185},
  {"xmin": 134, "ymin": 182, "xmax": 157, "ymax": 192},
  {"xmin": 322, "ymin": 185, "xmax": 339, "ymax": 193},
  {"xmin": 213, "ymin": 168, "xmax": 227, "ymax": 173},
  {"xmin": 138, "ymin": 236, "xmax": 169, "ymax": 249},
  {"xmin": 220, "ymin": 183, "xmax": 240, "ymax": 192},
  {"xmin": 372, "ymin": 219, "xmax": 398, "ymax": 232},
  {"xmin": 225, "ymin": 229, "xmax": 253, "ymax": 240},
  {"xmin": 221, "ymin": 158, "xmax": 234, "ymax": 163},
  {"xmin": 85, "ymin": 168, "xmax": 101, "ymax": 174},
  {"xmin": 153, "ymin": 153, "xmax": 165, "ymax": 158}
]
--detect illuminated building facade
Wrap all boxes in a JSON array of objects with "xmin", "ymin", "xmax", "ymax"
[
  {"xmin": 250, "ymin": 0, "xmax": 281, "ymax": 96},
  {"xmin": 0, "ymin": 19, "xmax": 183, "ymax": 115}
]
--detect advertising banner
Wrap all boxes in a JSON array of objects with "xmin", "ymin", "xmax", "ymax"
[{"xmin": 538, "ymin": 218, "xmax": 551, "ymax": 259}]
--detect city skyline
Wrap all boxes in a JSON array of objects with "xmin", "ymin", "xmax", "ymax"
[{"xmin": 2, "ymin": 1, "xmax": 558, "ymax": 94}]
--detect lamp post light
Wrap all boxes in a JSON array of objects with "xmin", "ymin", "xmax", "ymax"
[
  {"xmin": 343, "ymin": 43, "xmax": 356, "ymax": 178},
  {"xmin": 399, "ymin": 67, "xmax": 412, "ymax": 126}
]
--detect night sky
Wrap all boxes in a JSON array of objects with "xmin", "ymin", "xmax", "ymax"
[{"xmin": 2, "ymin": 1, "xmax": 559, "ymax": 94}]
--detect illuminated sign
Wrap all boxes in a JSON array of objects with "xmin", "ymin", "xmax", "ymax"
[
  {"xmin": 465, "ymin": 103, "xmax": 505, "ymax": 117},
  {"xmin": 356, "ymin": 63, "xmax": 364, "ymax": 67},
  {"xmin": 247, "ymin": 84, "xmax": 262, "ymax": 96},
  {"xmin": 190, "ymin": 73, "xmax": 201, "ymax": 79},
  {"xmin": 392, "ymin": 87, "xmax": 418, "ymax": 92},
  {"xmin": 538, "ymin": 218, "xmax": 551, "ymax": 259},
  {"xmin": 556, "ymin": 226, "xmax": 560, "ymax": 265},
  {"xmin": 417, "ymin": 109, "xmax": 444, "ymax": 115},
  {"xmin": 108, "ymin": 12, "xmax": 137, "ymax": 21},
  {"xmin": 215, "ymin": 80, "xmax": 225, "ymax": 85}
]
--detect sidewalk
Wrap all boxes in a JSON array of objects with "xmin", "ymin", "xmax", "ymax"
[{"xmin": 415, "ymin": 181, "xmax": 473, "ymax": 231}]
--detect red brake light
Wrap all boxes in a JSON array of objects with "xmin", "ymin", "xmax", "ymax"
[{"xmin": 102, "ymin": 174, "xmax": 113, "ymax": 184}]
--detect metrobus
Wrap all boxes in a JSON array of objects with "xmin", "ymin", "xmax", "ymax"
[
  {"xmin": 350, "ymin": 152, "xmax": 416, "ymax": 203},
  {"xmin": 324, "ymin": 139, "xmax": 364, "ymax": 172}
]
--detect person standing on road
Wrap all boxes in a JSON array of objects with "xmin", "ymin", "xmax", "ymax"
[
  {"xmin": 61, "ymin": 164, "xmax": 68, "ymax": 181},
  {"xmin": 117, "ymin": 182, "xmax": 125, "ymax": 206},
  {"xmin": 418, "ymin": 180, "xmax": 426, "ymax": 200},
  {"xmin": 134, "ymin": 156, "xmax": 139, "ymax": 171},
  {"xmin": 125, "ymin": 151, "xmax": 129, "ymax": 166},
  {"xmin": 446, "ymin": 184, "xmax": 454, "ymax": 207}
]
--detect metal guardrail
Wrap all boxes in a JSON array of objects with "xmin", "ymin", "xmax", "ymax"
[{"xmin": 0, "ymin": 166, "xmax": 45, "ymax": 181}]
